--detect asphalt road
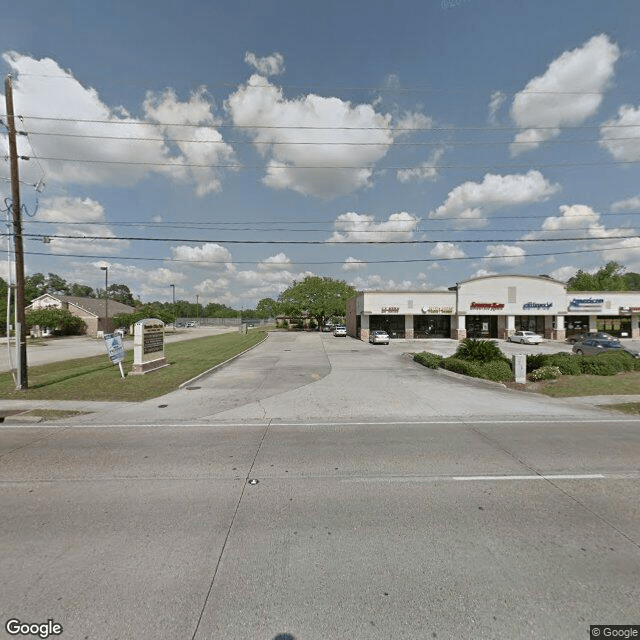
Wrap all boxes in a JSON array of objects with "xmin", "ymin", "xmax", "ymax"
[{"xmin": 1, "ymin": 332, "xmax": 639, "ymax": 640}]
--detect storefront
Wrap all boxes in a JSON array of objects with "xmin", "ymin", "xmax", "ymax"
[{"xmin": 345, "ymin": 274, "xmax": 640, "ymax": 342}]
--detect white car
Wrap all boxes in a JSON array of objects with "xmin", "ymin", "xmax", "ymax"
[
  {"xmin": 333, "ymin": 326, "xmax": 347, "ymax": 337},
  {"xmin": 369, "ymin": 330, "xmax": 389, "ymax": 345},
  {"xmin": 508, "ymin": 330, "xmax": 543, "ymax": 344}
]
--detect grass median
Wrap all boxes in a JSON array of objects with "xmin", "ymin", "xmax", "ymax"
[{"xmin": 0, "ymin": 330, "xmax": 266, "ymax": 402}]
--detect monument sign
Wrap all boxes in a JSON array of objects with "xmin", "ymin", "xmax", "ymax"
[{"xmin": 131, "ymin": 318, "xmax": 168, "ymax": 375}]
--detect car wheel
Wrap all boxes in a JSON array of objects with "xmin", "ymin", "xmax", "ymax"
[{"xmin": 576, "ymin": 349, "xmax": 583, "ymax": 355}]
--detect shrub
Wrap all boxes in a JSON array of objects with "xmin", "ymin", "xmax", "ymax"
[
  {"xmin": 530, "ymin": 366, "xmax": 562, "ymax": 381},
  {"xmin": 546, "ymin": 352, "xmax": 582, "ymax": 376},
  {"xmin": 579, "ymin": 356, "xmax": 618, "ymax": 376},
  {"xmin": 455, "ymin": 338, "xmax": 505, "ymax": 364},
  {"xmin": 525, "ymin": 353, "xmax": 549, "ymax": 373},
  {"xmin": 442, "ymin": 356, "xmax": 482, "ymax": 377},
  {"xmin": 477, "ymin": 360, "xmax": 513, "ymax": 382},
  {"xmin": 414, "ymin": 352, "xmax": 444, "ymax": 369}
]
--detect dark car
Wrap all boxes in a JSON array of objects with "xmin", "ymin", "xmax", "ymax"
[
  {"xmin": 572, "ymin": 339, "xmax": 639, "ymax": 358},
  {"xmin": 568, "ymin": 331, "xmax": 617, "ymax": 344}
]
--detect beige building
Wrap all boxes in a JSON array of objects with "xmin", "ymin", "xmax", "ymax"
[
  {"xmin": 26, "ymin": 294, "xmax": 136, "ymax": 337},
  {"xmin": 347, "ymin": 275, "xmax": 640, "ymax": 342}
]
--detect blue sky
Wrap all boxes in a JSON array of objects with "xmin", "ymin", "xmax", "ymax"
[{"xmin": 1, "ymin": 0, "xmax": 640, "ymax": 307}]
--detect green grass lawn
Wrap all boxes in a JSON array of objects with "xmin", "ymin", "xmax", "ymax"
[
  {"xmin": 0, "ymin": 330, "xmax": 266, "ymax": 402},
  {"xmin": 525, "ymin": 370, "xmax": 640, "ymax": 398}
]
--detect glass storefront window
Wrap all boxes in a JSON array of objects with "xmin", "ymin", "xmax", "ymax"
[
  {"xmin": 515, "ymin": 315, "xmax": 545, "ymax": 333},
  {"xmin": 414, "ymin": 315, "xmax": 451, "ymax": 338},
  {"xmin": 466, "ymin": 316, "xmax": 498, "ymax": 339},
  {"xmin": 597, "ymin": 315, "xmax": 631, "ymax": 338},
  {"xmin": 369, "ymin": 315, "xmax": 405, "ymax": 339}
]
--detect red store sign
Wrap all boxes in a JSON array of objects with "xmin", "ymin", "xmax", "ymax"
[{"xmin": 470, "ymin": 302, "xmax": 505, "ymax": 310}]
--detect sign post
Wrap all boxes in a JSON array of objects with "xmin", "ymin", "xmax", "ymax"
[{"xmin": 104, "ymin": 333, "xmax": 126, "ymax": 379}]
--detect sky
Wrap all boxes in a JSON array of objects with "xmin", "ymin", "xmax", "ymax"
[{"xmin": 1, "ymin": 0, "xmax": 640, "ymax": 308}]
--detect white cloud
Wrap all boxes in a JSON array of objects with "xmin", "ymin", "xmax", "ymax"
[
  {"xmin": 348, "ymin": 275, "xmax": 415, "ymax": 291},
  {"xmin": 170, "ymin": 243, "xmax": 234, "ymax": 270},
  {"xmin": 257, "ymin": 252, "xmax": 292, "ymax": 270},
  {"xmin": 523, "ymin": 204, "xmax": 627, "ymax": 240},
  {"xmin": 510, "ymin": 34, "xmax": 620, "ymax": 154},
  {"xmin": 244, "ymin": 51, "xmax": 285, "ymax": 76},
  {"xmin": 548, "ymin": 265, "xmax": 577, "ymax": 282},
  {"xmin": 488, "ymin": 91, "xmax": 506, "ymax": 124},
  {"xmin": 329, "ymin": 211, "xmax": 419, "ymax": 242},
  {"xmin": 612, "ymin": 195, "xmax": 640, "ymax": 212},
  {"xmin": 226, "ymin": 73, "xmax": 395, "ymax": 198},
  {"xmin": 396, "ymin": 147, "xmax": 445, "ymax": 183},
  {"xmin": 483, "ymin": 244, "xmax": 526, "ymax": 267},
  {"xmin": 430, "ymin": 242, "xmax": 466, "ymax": 259},
  {"xmin": 37, "ymin": 196, "xmax": 129, "ymax": 256},
  {"xmin": 342, "ymin": 257, "xmax": 367, "ymax": 271},
  {"xmin": 0, "ymin": 53, "xmax": 235, "ymax": 195},
  {"xmin": 429, "ymin": 170, "xmax": 560, "ymax": 229},
  {"xmin": 600, "ymin": 105, "xmax": 640, "ymax": 162}
]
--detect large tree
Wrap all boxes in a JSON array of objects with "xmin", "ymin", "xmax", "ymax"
[
  {"xmin": 256, "ymin": 297, "xmax": 281, "ymax": 318},
  {"xmin": 25, "ymin": 307, "xmax": 86, "ymax": 335},
  {"xmin": 567, "ymin": 261, "xmax": 629, "ymax": 291},
  {"xmin": 278, "ymin": 276, "xmax": 356, "ymax": 329}
]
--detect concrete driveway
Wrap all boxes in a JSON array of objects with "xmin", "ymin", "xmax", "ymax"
[{"xmin": 55, "ymin": 331, "xmax": 626, "ymax": 426}]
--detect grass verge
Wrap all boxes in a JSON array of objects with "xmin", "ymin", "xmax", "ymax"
[
  {"xmin": 596, "ymin": 402, "xmax": 640, "ymax": 415},
  {"xmin": 0, "ymin": 330, "xmax": 266, "ymax": 402},
  {"xmin": 509, "ymin": 370, "xmax": 640, "ymax": 397}
]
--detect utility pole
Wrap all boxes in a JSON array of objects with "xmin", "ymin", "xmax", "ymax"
[{"xmin": 5, "ymin": 75, "xmax": 28, "ymax": 389}]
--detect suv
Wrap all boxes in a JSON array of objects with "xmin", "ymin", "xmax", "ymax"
[{"xmin": 333, "ymin": 326, "xmax": 347, "ymax": 337}]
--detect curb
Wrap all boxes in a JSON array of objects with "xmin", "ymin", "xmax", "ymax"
[
  {"xmin": 407, "ymin": 354, "xmax": 508, "ymax": 390},
  {"xmin": 179, "ymin": 332, "xmax": 269, "ymax": 389}
]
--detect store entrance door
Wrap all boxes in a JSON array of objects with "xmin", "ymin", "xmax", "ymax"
[{"xmin": 466, "ymin": 315, "xmax": 498, "ymax": 339}]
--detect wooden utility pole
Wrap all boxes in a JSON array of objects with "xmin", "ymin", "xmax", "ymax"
[{"xmin": 5, "ymin": 75, "xmax": 28, "ymax": 389}]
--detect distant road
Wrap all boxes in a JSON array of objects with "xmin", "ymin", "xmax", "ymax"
[{"xmin": 0, "ymin": 325, "xmax": 237, "ymax": 372}]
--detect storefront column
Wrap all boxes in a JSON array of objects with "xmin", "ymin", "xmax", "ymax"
[
  {"xmin": 405, "ymin": 314, "xmax": 414, "ymax": 339},
  {"xmin": 589, "ymin": 316, "xmax": 597, "ymax": 332},
  {"xmin": 554, "ymin": 315, "xmax": 565, "ymax": 341},
  {"xmin": 632, "ymin": 315, "xmax": 640, "ymax": 339},
  {"xmin": 360, "ymin": 314, "xmax": 369, "ymax": 342},
  {"xmin": 505, "ymin": 315, "xmax": 515, "ymax": 339},
  {"xmin": 452, "ymin": 314, "xmax": 466, "ymax": 340}
]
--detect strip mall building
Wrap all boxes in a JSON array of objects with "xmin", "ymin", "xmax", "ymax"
[{"xmin": 346, "ymin": 275, "xmax": 640, "ymax": 342}]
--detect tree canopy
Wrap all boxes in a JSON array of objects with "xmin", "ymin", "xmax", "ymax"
[
  {"xmin": 567, "ymin": 261, "xmax": 630, "ymax": 291},
  {"xmin": 25, "ymin": 307, "xmax": 86, "ymax": 335},
  {"xmin": 278, "ymin": 276, "xmax": 356, "ymax": 328}
]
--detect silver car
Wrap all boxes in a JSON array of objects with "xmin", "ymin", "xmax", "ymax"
[
  {"xmin": 333, "ymin": 326, "xmax": 347, "ymax": 337},
  {"xmin": 572, "ymin": 339, "xmax": 639, "ymax": 358},
  {"xmin": 507, "ymin": 330, "xmax": 543, "ymax": 344},
  {"xmin": 369, "ymin": 330, "xmax": 389, "ymax": 345}
]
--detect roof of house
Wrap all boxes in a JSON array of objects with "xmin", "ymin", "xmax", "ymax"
[{"xmin": 26, "ymin": 294, "xmax": 136, "ymax": 319}]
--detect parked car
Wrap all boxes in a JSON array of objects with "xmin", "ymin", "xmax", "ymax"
[
  {"xmin": 369, "ymin": 330, "xmax": 390, "ymax": 345},
  {"xmin": 186, "ymin": 321, "xmax": 197, "ymax": 327},
  {"xmin": 333, "ymin": 325, "xmax": 347, "ymax": 337},
  {"xmin": 568, "ymin": 331, "xmax": 617, "ymax": 344},
  {"xmin": 572, "ymin": 338, "xmax": 639, "ymax": 358},
  {"xmin": 507, "ymin": 330, "xmax": 543, "ymax": 344}
]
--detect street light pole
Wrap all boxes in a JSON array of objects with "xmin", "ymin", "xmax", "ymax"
[
  {"xmin": 100, "ymin": 266, "xmax": 108, "ymax": 334},
  {"xmin": 169, "ymin": 284, "xmax": 175, "ymax": 330}
]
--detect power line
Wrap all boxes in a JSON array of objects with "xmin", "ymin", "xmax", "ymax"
[
  {"xmin": 4, "ymin": 113, "xmax": 640, "ymax": 132},
  {"xmin": 20, "ymin": 243, "xmax": 640, "ymax": 265},
  {"xmin": 11, "ymin": 232, "xmax": 640, "ymax": 245}
]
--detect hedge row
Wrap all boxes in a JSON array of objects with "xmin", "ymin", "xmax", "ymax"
[
  {"xmin": 413, "ymin": 352, "xmax": 513, "ymax": 382},
  {"xmin": 526, "ymin": 351, "xmax": 640, "ymax": 377}
]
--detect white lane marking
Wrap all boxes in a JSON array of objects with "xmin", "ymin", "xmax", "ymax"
[
  {"xmin": 344, "ymin": 473, "xmax": 639, "ymax": 483},
  {"xmin": 2, "ymin": 418, "xmax": 640, "ymax": 429}
]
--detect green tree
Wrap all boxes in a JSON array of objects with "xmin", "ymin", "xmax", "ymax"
[
  {"xmin": 623, "ymin": 272, "xmax": 640, "ymax": 290},
  {"xmin": 25, "ymin": 307, "xmax": 86, "ymax": 335},
  {"xmin": 106, "ymin": 283, "xmax": 136, "ymax": 306},
  {"xmin": 256, "ymin": 297, "xmax": 281, "ymax": 318},
  {"xmin": 69, "ymin": 283, "xmax": 96, "ymax": 298},
  {"xmin": 567, "ymin": 262, "xmax": 629, "ymax": 291},
  {"xmin": 0, "ymin": 277, "xmax": 8, "ymax": 335},
  {"xmin": 278, "ymin": 276, "xmax": 356, "ymax": 329},
  {"xmin": 25, "ymin": 273, "xmax": 47, "ymax": 303},
  {"xmin": 46, "ymin": 273, "xmax": 69, "ymax": 295}
]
